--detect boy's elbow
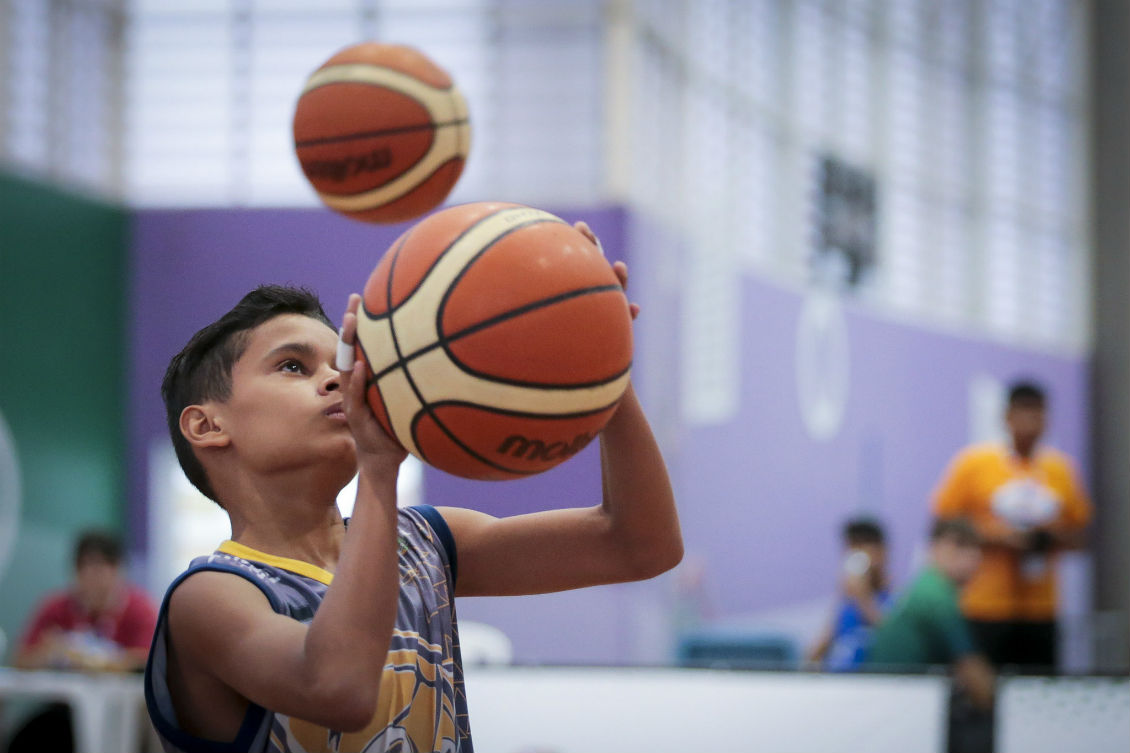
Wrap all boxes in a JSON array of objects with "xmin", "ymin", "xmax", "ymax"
[
  {"xmin": 333, "ymin": 702, "xmax": 378, "ymax": 733},
  {"xmin": 332, "ymin": 687, "xmax": 377, "ymax": 728},
  {"xmin": 627, "ymin": 535, "xmax": 684, "ymax": 581},
  {"xmin": 655, "ymin": 536, "xmax": 685, "ymax": 576},
  {"xmin": 308, "ymin": 680, "xmax": 379, "ymax": 732}
]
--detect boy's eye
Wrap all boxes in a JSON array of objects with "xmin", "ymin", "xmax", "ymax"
[{"xmin": 279, "ymin": 359, "xmax": 306, "ymax": 374}]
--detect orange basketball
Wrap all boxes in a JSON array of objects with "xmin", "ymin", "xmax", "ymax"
[
  {"xmin": 292, "ymin": 42, "xmax": 470, "ymax": 223},
  {"xmin": 354, "ymin": 202, "xmax": 633, "ymax": 480}
]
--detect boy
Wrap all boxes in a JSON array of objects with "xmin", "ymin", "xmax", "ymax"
[
  {"xmin": 144, "ymin": 230, "xmax": 682, "ymax": 753},
  {"xmin": 865, "ymin": 518, "xmax": 994, "ymax": 710},
  {"xmin": 807, "ymin": 517, "xmax": 892, "ymax": 671}
]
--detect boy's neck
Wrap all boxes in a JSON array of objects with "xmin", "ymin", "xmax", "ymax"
[
  {"xmin": 223, "ymin": 474, "xmax": 349, "ymax": 571},
  {"xmin": 231, "ymin": 509, "xmax": 347, "ymax": 571}
]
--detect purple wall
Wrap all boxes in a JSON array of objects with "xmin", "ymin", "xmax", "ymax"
[{"xmin": 129, "ymin": 205, "xmax": 1089, "ymax": 665}]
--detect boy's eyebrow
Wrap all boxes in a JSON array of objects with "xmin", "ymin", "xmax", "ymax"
[{"xmin": 263, "ymin": 342, "xmax": 320, "ymax": 361}]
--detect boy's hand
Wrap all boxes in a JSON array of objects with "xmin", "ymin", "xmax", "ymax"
[
  {"xmin": 339, "ymin": 294, "xmax": 407, "ymax": 469},
  {"xmin": 574, "ymin": 221, "xmax": 640, "ymax": 320}
]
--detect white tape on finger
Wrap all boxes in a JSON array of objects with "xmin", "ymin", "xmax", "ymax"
[{"xmin": 336, "ymin": 327, "xmax": 354, "ymax": 372}]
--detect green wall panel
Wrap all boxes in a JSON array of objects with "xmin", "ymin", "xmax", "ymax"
[{"xmin": 0, "ymin": 172, "xmax": 128, "ymax": 658}]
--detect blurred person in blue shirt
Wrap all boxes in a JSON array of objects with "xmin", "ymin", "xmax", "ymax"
[{"xmin": 808, "ymin": 517, "xmax": 893, "ymax": 671}]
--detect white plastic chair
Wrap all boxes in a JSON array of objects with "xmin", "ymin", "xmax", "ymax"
[{"xmin": 457, "ymin": 620, "xmax": 514, "ymax": 665}]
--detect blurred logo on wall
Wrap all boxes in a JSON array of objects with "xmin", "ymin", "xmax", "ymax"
[{"xmin": 796, "ymin": 290, "xmax": 850, "ymax": 441}]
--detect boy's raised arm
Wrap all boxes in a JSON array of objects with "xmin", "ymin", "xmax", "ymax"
[
  {"xmin": 440, "ymin": 372, "xmax": 682, "ymax": 596},
  {"xmin": 167, "ymin": 458, "xmax": 401, "ymax": 732}
]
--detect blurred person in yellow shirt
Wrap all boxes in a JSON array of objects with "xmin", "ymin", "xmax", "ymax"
[{"xmin": 931, "ymin": 381, "xmax": 1091, "ymax": 671}]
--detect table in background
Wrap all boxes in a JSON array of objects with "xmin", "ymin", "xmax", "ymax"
[{"xmin": 0, "ymin": 667, "xmax": 145, "ymax": 753}]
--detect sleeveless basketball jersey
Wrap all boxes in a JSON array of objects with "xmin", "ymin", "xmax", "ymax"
[{"xmin": 145, "ymin": 505, "xmax": 472, "ymax": 753}]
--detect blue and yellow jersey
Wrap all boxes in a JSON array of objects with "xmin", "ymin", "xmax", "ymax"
[{"xmin": 145, "ymin": 505, "xmax": 472, "ymax": 753}]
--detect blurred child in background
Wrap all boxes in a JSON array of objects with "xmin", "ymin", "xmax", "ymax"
[
  {"xmin": 808, "ymin": 517, "xmax": 893, "ymax": 671},
  {"xmin": 7, "ymin": 529, "xmax": 158, "ymax": 753}
]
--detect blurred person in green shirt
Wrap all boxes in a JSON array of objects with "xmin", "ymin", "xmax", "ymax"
[{"xmin": 866, "ymin": 518, "xmax": 995, "ymax": 711}]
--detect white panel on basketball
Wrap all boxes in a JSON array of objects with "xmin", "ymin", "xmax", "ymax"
[
  {"xmin": 301, "ymin": 63, "xmax": 470, "ymax": 211},
  {"xmin": 370, "ymin": 370, "xmax": 426, "ymax": 459},
  {"xmin": 406, "ymin": 348, "xmax": 629, "ymax": 412}
]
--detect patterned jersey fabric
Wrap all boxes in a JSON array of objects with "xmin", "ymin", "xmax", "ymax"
[{"xmin": 145, "ymin": 505, "xmax": 472, "ymax": 753}]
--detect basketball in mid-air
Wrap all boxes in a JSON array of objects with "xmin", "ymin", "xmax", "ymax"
[
  {"xmin": 354, "ymin": 202, "xmax": 633, "ymax": 480},
  {"xmin": 293, "ymin": 42, "xmax": 470, "ymax": 223}
]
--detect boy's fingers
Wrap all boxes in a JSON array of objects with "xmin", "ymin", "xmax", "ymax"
[
  {"xmin": 351, "ymin": 360, "xmax": 365, "ymax": 397},
  {"xmin": 613, "ymin": 261, "xmax": 629, "ymax": 290},
  {"xmin": 574, "ymin": 221, "xmax": 605, "ymax": 254},
  {"xmin": 338, "ymin": 295, "xmax": 362, "ymax": 372},
  {"xmin": 342, "ymin": 310, "xmax": 357, "ymax": 343},
  {"xmin": 342, "ymin": 359, "xmax": 366, "ymax": 409}
]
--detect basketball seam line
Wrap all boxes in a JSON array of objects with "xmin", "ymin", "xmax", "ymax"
[
  {"xmin": 295, "ymin": 118, "xmax": 469, "ymax": 148},
  {"xmin": 302, "ymin": 67, "xmax": 456, "ymax": 98},
  {"xmin": 382, "ymin": 234, "xmax": 437, "ymax": 465},
  {"xmin": 356, "ymin": 233, "xmax": 410, "ymax": 446},
  {"xmin": 407, "ymin": 412, "xmax": 538, "ymax": 477},
  {"xmin": 440, "ymin": 288, "xmax": 630, "ymax": 388},
  {"xmin": 381, "ymin": 216, "xmax": 531, "ymax": 476},
  {"xmin": 319, "ymin": 153, "xmax": 465, "ymax": 204},
  {"xmin": 370, "ymin": 283, "xmax": 627, "ymax": 387},
  {"xmin": 366, "ymin": 212, "xmax": 565, "ymax": 320},
  {"xmin": 425, "ymin": 398, "xmax": 623, "ymax": 421},
  {"xmin": 432, "ymin": 213, "xmax": 628, "ymax": 390},
  {"xmin": 435, "ymin": 216, "xmax": 566, "ymax": 333}
]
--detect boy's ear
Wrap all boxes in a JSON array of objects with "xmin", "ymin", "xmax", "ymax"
[{"xmin": 179, "ymin": 404, "xmax": 230, "ymax": 450}]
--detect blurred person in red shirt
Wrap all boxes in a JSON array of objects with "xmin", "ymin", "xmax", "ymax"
[
  {"xmin": 14, "ymin": 529, "xmax": 157, "ymax": 672},
  {"xmin": 6, "ymin": 529, "xmax": 157, "ymax": 753}
]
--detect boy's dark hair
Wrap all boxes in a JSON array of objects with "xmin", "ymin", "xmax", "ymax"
[
  {"xmin": 843, "ymin": 516, "xmax": 885, "ymax": 547},
  {"xmin": 930, "ymin": 517, "xmax": 980, "ymax": 547},
  {"xmin": 75, "ymin": 529, "xmax": 123, "ymax": 567},
  {"xmin": 1007, "ymin": 380, "xmax": 1046, "ymax": 409},
  {"xmin": 161, "ymin": 285, "xmax": 333, "ymax": 503}
]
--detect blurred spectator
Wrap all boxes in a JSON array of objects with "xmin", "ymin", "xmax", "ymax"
[
  {"xmin": 13, "ymin": 530, "xmax": 157, "ymax": 672},
  {"xmin": 865, "ymin": 519, "xmax": 995, "ymax": 753},
  {"xmin": 6, "ymin": 529, "xmax": 158, "ymax": 753},
  {"xmin": 807, "ymin": 517, "xmax": 893, "ymax": 671},
  {"xmin": 865, "ymin": 519, "xmax": 994, "ymax": 707},
  {"xmin": 931, "ymin": 380, "xmax": 1091, "ymax": 671}
]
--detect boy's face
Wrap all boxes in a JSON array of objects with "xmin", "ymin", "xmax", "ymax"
[
  {"xmin": 209, "ymin": 314, "xmax": 356, "ymax": 490},
  {"xmin": 934, "ymin": 537, "xmax": 982, "ymax": 587},
  {"xmin": 74, "ymin": 554, "xmax": 121, "ymax": 612}
]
